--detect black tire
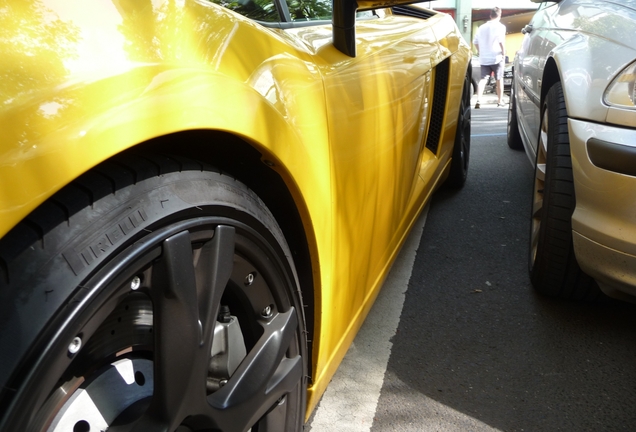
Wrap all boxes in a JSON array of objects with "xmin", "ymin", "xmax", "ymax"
[
  {"xmin": 528, "ymin": 83, "xmax": 600, "ymax": 301},
  {"xmin": 0, "ymin": 153, "xmax": 307, "ymax": 431},
  {"xmin": 446, "ymin": 72, "xmax": 471, "ymax": 189},
  {"xmin": 507, "ymin": 75, "xmax": 524, "ymax": 150}
]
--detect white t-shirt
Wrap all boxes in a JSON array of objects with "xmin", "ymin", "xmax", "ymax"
[{"xmin": 473, "ymin": 19, "xmax": 506, "ymax": 65}]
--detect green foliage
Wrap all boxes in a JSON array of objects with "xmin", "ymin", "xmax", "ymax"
[
  {"xmin": 210, "ymin": 0, "xmax": 332, "ymax": 22},
  {"xmin": 211, "ymin": 0, "xmax": 279, "ymax": 22},
  {"xmin": 286, "ymin": 0, "xmax": 331, "ymax": 21}
]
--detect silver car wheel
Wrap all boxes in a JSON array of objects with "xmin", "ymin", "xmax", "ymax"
[
  {"xmin": 530, "ymin": 108, "xmax": 549, "ymax": 264},
  {"xmin": 528, "ymin": 82, "xmax": 599, "ymax": 300}
]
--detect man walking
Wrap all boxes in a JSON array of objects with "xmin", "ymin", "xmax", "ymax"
[{"xmin": 473, "ymin": 7, "xmax": 506, "ymax": 108}]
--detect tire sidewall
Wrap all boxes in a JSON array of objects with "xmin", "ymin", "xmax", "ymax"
[
  {"xmin": 530, "ymin": 84, "xmax": 566, "ymax": 289},
  {"xmin": 447, "ymin": 73, "xmax": 471, "ymax": 188},
  {"xmin": 507, "ymin": 75, "xmax": 523, "ymax": 150}
]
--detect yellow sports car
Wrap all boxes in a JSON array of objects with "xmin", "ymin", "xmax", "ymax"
[{"xmin": 0, "ymin": 0, "xmax": 471, "ymax": 430}]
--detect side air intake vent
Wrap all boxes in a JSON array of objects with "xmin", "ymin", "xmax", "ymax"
[
  {"xmin": 392, "ymin": 6, "xmax": 435, "ymax": 20},
  {"xmin": 425, "ymin": 58, "xmax": 450, "ymax": 154}
]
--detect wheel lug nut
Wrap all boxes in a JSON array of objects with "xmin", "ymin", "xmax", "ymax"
[
  {"xmin": 130, "ymin": 276, "xmax": 141, "ymax": 291},
  {"xmin": 244, "ymin": 272, "xmax": 256, "ymax": 286},
  {"xmin": 68, "ymin": 336, "xmax": 82, "ymax": 355},
  {"xmin": 261, "ymin": 305, "xmax": 273, "ymax": 318}
]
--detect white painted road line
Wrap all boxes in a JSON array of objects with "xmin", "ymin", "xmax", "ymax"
[{"xmin": 307, "ymin": 207, "xmax": 429, "ymax": 432}]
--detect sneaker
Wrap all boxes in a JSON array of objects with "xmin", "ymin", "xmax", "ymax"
[
  {"xmin": 497, "ymin": 103, "xmax": 506, "ymax": 107},
  {"xmin": 475, "ymin": 102, "xmax": 481, "ymax": 109}
]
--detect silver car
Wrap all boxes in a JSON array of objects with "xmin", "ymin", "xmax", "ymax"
[{"xmin": 508, "ymin": 0, "xmax": 636, "ymax": 302}]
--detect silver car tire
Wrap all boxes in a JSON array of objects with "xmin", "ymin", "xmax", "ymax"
[
  {"xmin": 507, "ymin": 75, "xmax": 524, "ymax": 150},
  {"xmin": 529, "ymin": 82, "xmax": 600, "ymax": 300}
]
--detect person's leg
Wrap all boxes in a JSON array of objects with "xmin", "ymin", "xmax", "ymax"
[
  {"xmin": 476, "ymin": 77, "xmax": 488, "ymax": 108},
  {"xmin": 496, "ymin": 78, "xmax": 503, "ymax": 104},
  {"xmin": 493, "ymin": 61, "xmax": 505, "ymax": 106},
  {"xmin": 476, "ymin": 65, "xmax": 494, "ymax": 108}
]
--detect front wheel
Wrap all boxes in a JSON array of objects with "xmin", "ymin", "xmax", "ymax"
[
  {"xmin": 528, "ymin": 83, "xmax": 600, "ymax": 301},
  {"xmin": 0, "ymin": 153, "xmax": 307, "ymax": 431}
]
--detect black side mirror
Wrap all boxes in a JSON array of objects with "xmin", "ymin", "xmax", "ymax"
[{"xmin": 332, "ymin": 0, "xmax": 437, "ymax": 57}]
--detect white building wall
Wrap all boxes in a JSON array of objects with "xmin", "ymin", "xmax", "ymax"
[
  {"xmin": 417, "ymin": 0, "xmax": 456, "ymax": 7},
  {"xmin": 418, "ymin": 0, "xmax": 539, "ymax": 9},
  {"xmin": 472, "ymin": 0, "xmax": 539, "ymax": 7}
]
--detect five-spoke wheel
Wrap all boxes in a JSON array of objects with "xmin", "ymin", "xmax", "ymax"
[{"xmin": 0, "ymin": 154, "xmax": 307, "ymax": 431}]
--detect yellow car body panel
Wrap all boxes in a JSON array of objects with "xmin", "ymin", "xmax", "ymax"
[
  {"xmin": 300, "ymin": 14, "xmax": 469, "ymax": 409},
  {"xmin": 0, "ymin": 0, "xmax": 470, "ymax": 423}
]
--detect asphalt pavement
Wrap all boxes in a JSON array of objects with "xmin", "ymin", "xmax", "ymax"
[{"xmin": 308, "ymin": 98, "xmax": 636, "ymax": 432}]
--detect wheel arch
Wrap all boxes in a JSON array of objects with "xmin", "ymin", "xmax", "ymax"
[
  {"xmin": 542, "ymin": 35, "xmax": 620, "ymax": 123},
  {"xmin": 0, "ymin": 128, "xmax": 320, "ymax": 415},
  {"xmin": 540, "ymin": 57, "xmax": 562, "ymax": 113},
  {"xmin": 0, "ymin": 87, "xmax": 324, "ymax": 394},
  {"xmin": 0, "ymin": 66, "xmax": 327, "ymax": 374}
]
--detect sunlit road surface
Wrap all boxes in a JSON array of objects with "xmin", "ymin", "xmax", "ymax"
[
  {"xmin": 307, "ymin": 208, "xmax": 432, "ymax": 431},
  {"xmin": 306, "ymin": 208, "xmax": 502, "ymax": 432}
]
